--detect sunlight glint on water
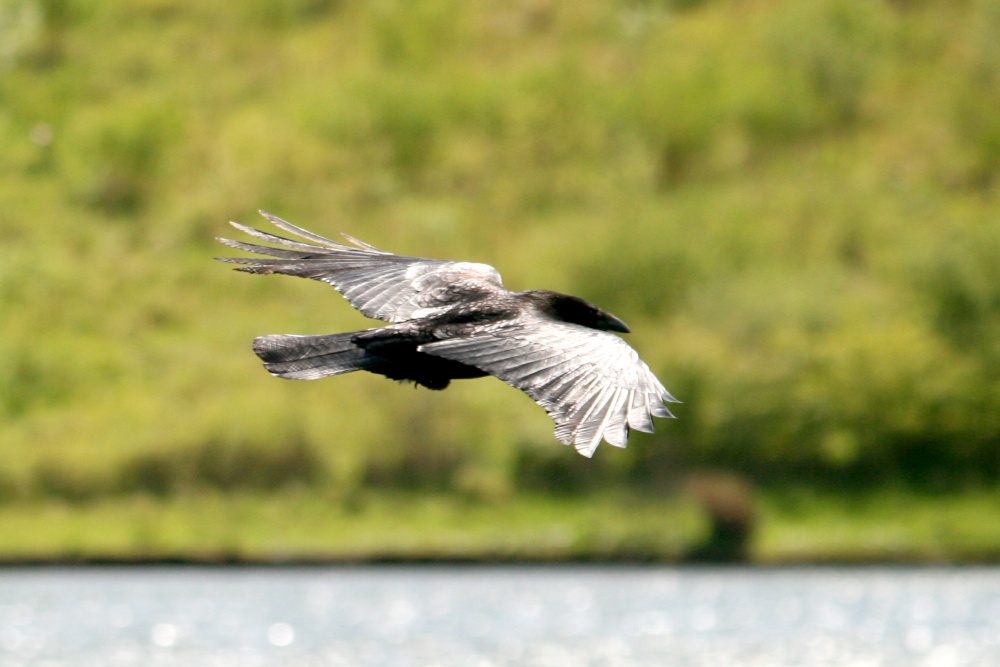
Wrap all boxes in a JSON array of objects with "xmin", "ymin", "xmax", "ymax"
[{"xmin": 0, "ymin": 567, "xmax": 998, "ymax": 666}]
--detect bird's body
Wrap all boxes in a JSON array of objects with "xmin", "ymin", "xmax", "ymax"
[{"xmin": 217, "ymin": 212, "xmax": 678, "ymax": 456}]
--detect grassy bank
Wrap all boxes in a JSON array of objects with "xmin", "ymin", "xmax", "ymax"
[
  {"xmin": 755, "ymin": 486, "xmax": 1000, "ymax": 564},
  {"xmin": 0, "ymin": 491, "xmax": 702, "ymax": 563},
  {"xmin": 1, "ymin": 486, "xmax": 998, "ymax": 564}
]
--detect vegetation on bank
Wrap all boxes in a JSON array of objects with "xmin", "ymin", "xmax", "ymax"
[
  {"xmin": 1, "ymin": 486, "xmax": 999, "ymax": 564},
  {"xmin": 1, "ymin": 0, "xmax": 999, "ymax": 560}
]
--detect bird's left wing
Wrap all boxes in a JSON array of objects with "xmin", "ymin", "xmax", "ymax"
[
  {"xmin": 216, "ymin": 211, "xmax": 505, "ymax": 323},
  {"xmin": 419, "ymin": 319, "xmax": 678, "ymax": 457}
]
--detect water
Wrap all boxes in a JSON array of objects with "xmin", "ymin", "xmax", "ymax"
[{"xmin": 1, "ymin": 566, "xmax": 999, "ymax": 666}]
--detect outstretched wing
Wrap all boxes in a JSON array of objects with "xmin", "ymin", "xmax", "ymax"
[
  {"xmin": 216, "ymin": 211, "xmax": 505, "ymax": 323},
  {"xmin": 419, "ymin": 319, "xmax": 679, "ymax": 457}
]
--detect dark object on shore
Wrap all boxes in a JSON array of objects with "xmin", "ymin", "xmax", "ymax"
[
  {"xmin": 217, "ymin": 211, "xmax": 678, "ymax": 457},
  {"xmin": 684, "ymin": 472, "xmax": 756, "ymax": 563}
]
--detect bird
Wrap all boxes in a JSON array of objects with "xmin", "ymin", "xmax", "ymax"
[{"xmin": 216, "ymin": 211, "xmax": 679, "ymax": 457}]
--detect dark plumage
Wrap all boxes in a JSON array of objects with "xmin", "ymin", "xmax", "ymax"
[{"xmin": 217, "ymin": 211, "xmax": 679, "ymax": 457}]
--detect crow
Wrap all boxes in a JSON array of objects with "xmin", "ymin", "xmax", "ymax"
[{"xmin": 216, "ymin": 211, "xmax": 678, "ymax": 457}]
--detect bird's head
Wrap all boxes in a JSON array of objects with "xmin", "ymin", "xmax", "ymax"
[{"xmin": 527, "ymin": 291, "xmax": 631, "ymax": 333}]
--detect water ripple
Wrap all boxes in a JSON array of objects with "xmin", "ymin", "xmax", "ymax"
[{"xmin": 0, "ymin": 566, "xmax": 998, "ymax": 666}]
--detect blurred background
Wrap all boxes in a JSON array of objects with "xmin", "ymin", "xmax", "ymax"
[{"xmin": 1, "ymin": 0, "xmax": 998, "ymax": 564}]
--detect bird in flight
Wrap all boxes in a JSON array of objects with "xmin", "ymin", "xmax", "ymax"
[{"xmin": 217, "ymin": 212, "xmax": 678, "ymax": 457}]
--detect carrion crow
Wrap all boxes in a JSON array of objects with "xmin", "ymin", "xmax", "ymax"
[{"xmin": 217, "ymin": 211, "xmax": 678, "ymax": 456}]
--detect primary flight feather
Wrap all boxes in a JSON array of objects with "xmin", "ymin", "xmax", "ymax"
[{"xmin": 217, "ymin": 211, "xmax": 678, "ymax": 457}]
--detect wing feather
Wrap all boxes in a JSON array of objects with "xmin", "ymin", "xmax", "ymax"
[
  {"xmin": 420, "ymin": 319, "xmax": 678, "ymax": 456},
  {"xmin": 216, "ymin": 211, "xmax": 505, "ymax": 323},
  {"xmin": 259, "ymin": 211, "xmax": 362, "ymax": 250},
  {"xmin": 627, "ymin": 392, "xmax": 656, "ymax": 434}
]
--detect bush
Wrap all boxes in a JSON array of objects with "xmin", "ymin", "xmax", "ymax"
[
  {"xmin": 951, "ymin": 0, "xmax": 1000, "ymax": 188},
  {"xmin": 28, "ymin": 437, "xmax": 330, "ymax": 502},
  {"xmin": 59, "ymin": 99, "xmax": 182, "ymax": 215}
]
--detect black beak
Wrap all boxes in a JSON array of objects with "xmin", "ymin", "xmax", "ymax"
[{"xmin": 602, "ymin": 312, "xmax": 631, "ymax": 334}]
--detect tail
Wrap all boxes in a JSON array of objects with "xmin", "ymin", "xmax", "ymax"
[{"xmin": 252, "ymin": 332, "xmax": 373, "ymax": 380}]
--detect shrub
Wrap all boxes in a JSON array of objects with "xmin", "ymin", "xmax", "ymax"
[{"xmin": 59, "ymin": 99, "xmax": 181, "ymax": 215}]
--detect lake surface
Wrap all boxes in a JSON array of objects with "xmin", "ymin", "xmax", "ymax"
[{"xmin": 1, "ymin": 566, "xmax": 998, "ymax": 666}]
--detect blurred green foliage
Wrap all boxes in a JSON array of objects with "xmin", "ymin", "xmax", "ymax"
[{"xmin": 1, "ymin": 0, "xmax": 999, "ymax": 519}]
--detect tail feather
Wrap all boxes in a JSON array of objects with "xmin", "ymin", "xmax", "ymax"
[{"xmin": 253, "ymin": 332, "xmax": 373, "ymax": 380}]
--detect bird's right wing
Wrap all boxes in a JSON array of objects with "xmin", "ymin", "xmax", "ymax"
[
  {"xmin": 419, "ymin": 320, "xmax": 678, "ymax": 457},
  {"xmin": 216, "ymin": 211, "xmax": 505, "ymax": 323}
]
